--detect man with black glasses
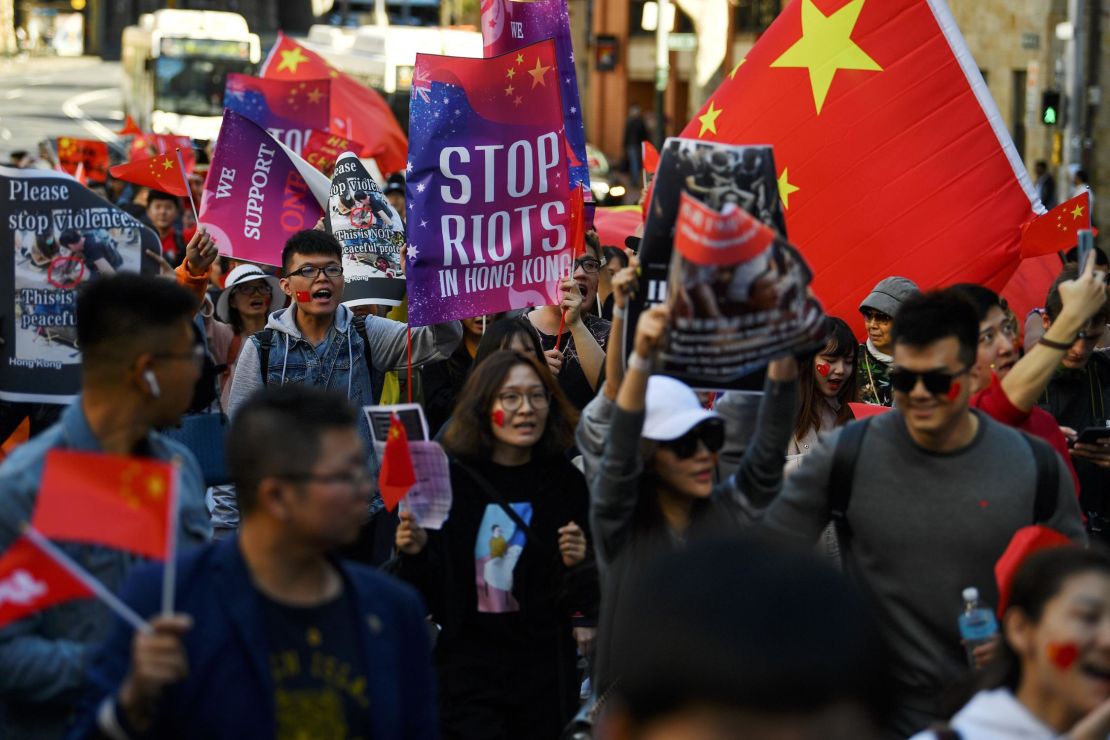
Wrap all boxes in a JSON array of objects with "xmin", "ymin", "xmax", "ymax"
[
  {"xmin": 522, "ymin": 238, "xmax": 609, "ymax": 409},
  {"xmin": 71, "ymin": 385, "xmax": 437, "ymax": 739},
  {"xmin": 764, "ymin": 289, "xmax": 1085, "ymax": 739},
  {"xmin": 1036, "ymin": 266, "xmax": 1110, "ymax": 542}
]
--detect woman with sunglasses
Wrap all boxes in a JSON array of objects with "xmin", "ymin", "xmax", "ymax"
[
  {"xmin": 393, "ymin": 351, "xmax": 598, "ymax": 740},
  {"xmin": 523, "ymin": 240, "xmax": 609, "ymax": 409},
  {"xmin": 911, "ymin": 545, "xmax": 1110, "ymax": 740},
  {"xmin": 786, "ymin": 316, "xmax": 858, "ymax": 473},
  {"xmin": 590, "ymin": 304, "xmax": 798, "ymax": 696}
]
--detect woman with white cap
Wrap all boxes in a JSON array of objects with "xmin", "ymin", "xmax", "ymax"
[
  {"xmin": 209, "ymin": 264, "xmax": 284, "ymax": 404},
  {"xmin": 589, "ymin": 303, "xmax": 798, "ymax": 698}
]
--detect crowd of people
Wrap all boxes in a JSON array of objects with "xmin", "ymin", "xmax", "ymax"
[{"xmin": 3, "ymin": 145, "xmax": 1110, "ymax": 740}]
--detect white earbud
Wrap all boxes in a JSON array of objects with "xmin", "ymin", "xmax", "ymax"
[{"xmin": 143, "ymin": 370, "xmax": 161, "ymax": 398}]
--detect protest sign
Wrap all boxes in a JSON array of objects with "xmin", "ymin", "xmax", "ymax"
[
  {"xmin": 303, "ymin": 130, "xmax": 364, "ymax": 177},
  {"xmin": 662, "ymin": 191, "xmax": 824, "ymax": 386},
  {"xmin": 626, "ymin": 138, "xmax": 821, "ymax": 389},
  {"xmin": 0, "ymin": 166, "xmax": 161, "ymax": 403},
  {"xmin": 199, "ymin": 110, "xmax": 330, "ymax": 267},
  {"xmin": 224, "ymin": 74, "xmax": 330, "ymax": 155},
  {"xmin": 406, "ymin": 39, "xmax": 573, "ymax": 327},
  {"xmin": 55, "ymin": 137, "xmax": 109, "ymax": 183},
  {"xmin": 405, "ymin": 441, "xmax": 452, "ymax": 530},
  {"xmin": 327, "ymin": 152, "xmax": 406, "ymax": 306},
  {"xmin": 482, "ymin": 0, "xmax": 590, "ymax": 191}
]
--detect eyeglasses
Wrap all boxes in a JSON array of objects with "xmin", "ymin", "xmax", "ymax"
[
  {"xmin": 232, "ymin": 282, "xmax": 272, "ymax": 297},
  {"xmin": 277, "ymin": 466, "xmax": 373, "ymax": 487},
  {"xmin": 496, "ymin": 390, "xmax": 550, "ymax": 412},
  {"xmin": 573, "ymin": 257, "xmax": 602, "ymax": 275},
  {"xmin": 889, "ymin": 366, "xmax": 970, "ymax": 395},
  {"xmin": 288, "ymin": 263, "xmax": 343, "ymax": 280},
  {"xmin": 151, "ymin": 344, "xmax": 206, "ymax": 368},
  {"xmin": 978, "ymin": 323, "xmax": 1018, "ymax": 346},
  {"xmin": 1076, "ymin": 327, "xmax": 1105, "ymax": 344},
  {"xmin": 660, "ymin": 419, "xmax": 725, "ymax": 459},
  {"xmin": 861, "ymin": 309, "xmax": 892, "ymax": 324}
]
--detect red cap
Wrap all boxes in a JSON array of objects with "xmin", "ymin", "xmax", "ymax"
[{"xmin": 994, "ymin": 525, "xmax": 1072, "ymax": 618}]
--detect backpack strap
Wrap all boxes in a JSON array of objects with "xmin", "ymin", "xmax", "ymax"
[
  {"xmin": 255, "ymin": 329, "xmax": 275, "ymax": 386},
  {"xmin": 352, "ymin": 314, "xmax": 385, "ymax": 405},
  {"xmin": 828, "ymin": 417, "xmax": 871, "ymax": 567},
  {"xmin": 1023, "ymin": 433, "xmax": 1059, "ymax": 524}
]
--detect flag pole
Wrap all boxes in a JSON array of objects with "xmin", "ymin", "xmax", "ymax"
[
  {"xmin": 46, "ymin": 139, "xmax": 64, "ymax": 173},
  {"xmin": 161, "ymin": 460, "xmax": 181, "ymax": 617},
  {"xmin": 22, "ymin": 526, "xmax": 151, "ymax": 634},
  {"xmin": 175, "ymin": 147, "xmax": 200, "ymax": 226}
]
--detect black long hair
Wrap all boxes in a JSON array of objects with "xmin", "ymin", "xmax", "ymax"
[{"xmin": 793, "ymin": 317, "xmax": 857, "ymax": 441}]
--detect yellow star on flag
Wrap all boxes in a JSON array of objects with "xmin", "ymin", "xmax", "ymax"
[
  {"xmin": 728, "ymin": 58, "xmax": 746, "ymax": 80},
  {"xmin": 504, "ymin": 83, "xmax": 515, "ymax": 96},
  {"xmin": 307, "ymin": 87, "xmax": 323, "ymax": 104},
  {"xmin": 770, "ymin": 0, "xmax": 882, "ymax": 115},
  {"xmin": 514, "ymin": 96, "xmax": 523, "ymax": 106},
  {"xmin": 516, "ymin": 53, "xmax": 524, "ymax": 64},
  {"xmin": 529, "ymin": 58, "xmax": 551, "ymax": 88},
  {"xmin": 145, "ymin": 474, "xmax": 166, "ymax": 499},
  {"xmin": 506, "ymin": 67, "xmax": 516, "ymax": 79},
  {"xmin": 697, "ymin": 101, "xmax": 722, "ymax": 137},
  {"xmin": 778, "ymin": 169, "xmax": 800, "ymax": 209},
  {"xmin": 277, "ymin": 46, "xmax": 309, "ymax": 74},
  {"xmin": 1072, "ymin": 204, "xmax": 1086, "ymax": 219},
  {"xmin": 160, "ymin": 157, "xmax": 174, "ymax": 170}
]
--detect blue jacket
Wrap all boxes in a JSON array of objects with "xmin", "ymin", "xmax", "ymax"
[
  {"xmin": 0, "ymin": 400, "xmax": 210, "ymax": 739},
  {"xmin": 67, "ymin": 536, "xmax": 437, "ymax": 740}
]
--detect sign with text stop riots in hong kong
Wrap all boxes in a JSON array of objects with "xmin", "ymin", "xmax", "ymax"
[
  {"xmin": 200, "ymin": 110, "xmax": 330, "ymax": 267},
  {"xmin": 405, "ymin": 38, "xmax": 573, "ymax": 327}
]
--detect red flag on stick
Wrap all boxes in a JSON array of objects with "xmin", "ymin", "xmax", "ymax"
[
  {"xmin": 32, "ymin": 450, "xmax": 174, "ymax": 561},
  {"xmin": 259, "ymin": 33, "xmax": 408, "ymax": 175},
  {"xmin": 379, "ymin": 414, "xmax": 417, "ymax": 512},
  {"xmin": 0, "ymin": 535, "xmax": 94, "ymax": 629},
  {"xmin": 1020, "ymin": 192, "xmax": 1092, "ymax": 258},
  {"xmin": 109, "ymin": 153, "xmax": 190, "ymax": 198}
]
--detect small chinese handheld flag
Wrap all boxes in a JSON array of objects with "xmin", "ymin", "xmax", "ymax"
[
  {"xmin": 109, "ymin": 153, "xmax": 190, "ymax": 198},
  {"xmin": 116, "ymin": 115, "xmax": 143, "ymax": 137},
  {"xmin": 259, "ymin": 32, "xmax": 408, "ymax": 175},
  {"xmin": 32, "ymin": 450, "xmax": 174, "ymax": 560},
  {"xmin": 302, "ymin": 129, "xmax": 365, "ymax": 176},
  {"xmin": 378, "ymin": 414, "xmax": 417, "ymax": 512},
  {"xmin": 0, "ymin": 535, "xmax": 94, "ymax": 629},
  {"xmin": 1020, "ymin": 192, "xmax": 1092, "ymax": 258}
]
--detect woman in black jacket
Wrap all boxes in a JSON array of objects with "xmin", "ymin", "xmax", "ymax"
[{"xmin": 395, "ymin": 350, "xmax": 598, "ymax": 740}]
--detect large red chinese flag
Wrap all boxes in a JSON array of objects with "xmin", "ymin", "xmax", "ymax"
[
  {"xmin": 32, "ymin": 450, "xmax": 174, "ymax": 561},
  {"xmin": 0, "ymin": 536, "xmax": 94, "ymax": 629},
  {"xmin": 260, "ymin": 33, "xmax": 407, "ymax": 175},
  {"xmin": 109, "ymin": 153, "xmax": 189, "ymax": 198},
  {"xmin": 682, "ymin": 0, "xmax": 1041, "ymax": 329},
  {"xmin": 378, "ymin": 415, "xmax": 417, "ymax": 512}
]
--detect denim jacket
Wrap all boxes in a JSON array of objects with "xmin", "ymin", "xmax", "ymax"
[{"xmin": 0, "ymin": 399, "xmax": 210, "ymax": 739}]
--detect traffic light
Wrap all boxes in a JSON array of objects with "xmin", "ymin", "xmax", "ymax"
[{"xmin": 1042, "ymin": 90, "xmax": 1062, "ymax": 126}]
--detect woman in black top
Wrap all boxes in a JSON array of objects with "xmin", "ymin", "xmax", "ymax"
[{"xmin": 395, "ymin": 351, "xmax": 597, "ymax": 740}]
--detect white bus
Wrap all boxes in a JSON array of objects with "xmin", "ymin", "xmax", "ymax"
[{"xmin": 121, "ymin": 10, "xmax": 261, "ymax": 141}]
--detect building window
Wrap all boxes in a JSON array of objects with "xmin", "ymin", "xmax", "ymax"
[{"xmin": 735, "ymin": 0, "xmax": 782, "ymax": 33}]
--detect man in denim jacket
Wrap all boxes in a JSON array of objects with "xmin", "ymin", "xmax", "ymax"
[
  {"xmin": 0, "ymin": 276, "xmax": 212, "ymax": 739},
  {"xmin": 223, "ymin": 230, "xmax": 461, "ymax": 545}
]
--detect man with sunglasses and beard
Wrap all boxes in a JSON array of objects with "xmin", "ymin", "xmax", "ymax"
[{"xmin": 764, "ymin": 289, "xmax": 1086, "ymax": 740}]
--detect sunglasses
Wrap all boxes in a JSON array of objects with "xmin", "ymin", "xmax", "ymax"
[
  {"xmin": 660, "ymin": 419, "xmax": 725, "ymax": 458},
  {"xmin": 888, "ymin": 366, "xmax": 970, "ymax": 395}
]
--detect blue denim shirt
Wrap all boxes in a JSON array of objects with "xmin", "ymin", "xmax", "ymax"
[{"xmin": 0, "ymin": 399, "xmax": 210, "ymax": 739}]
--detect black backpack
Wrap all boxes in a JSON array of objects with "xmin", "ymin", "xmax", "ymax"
[
  {"xmin": 254, "ymin": 315, "xmax": 385, "ymax": 404},
  {"xmin": 828, "ymin": 418, "xmax": 1060, "ymax": 568}
]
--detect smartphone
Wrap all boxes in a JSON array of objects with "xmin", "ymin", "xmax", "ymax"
[
  {"xmin": 1077, "ymin": 229, "xmax": 1094, "ymax": 273},
  {"xmin": 1076, "ymin": 426, "xmax": 1110, "ymax": 445}
]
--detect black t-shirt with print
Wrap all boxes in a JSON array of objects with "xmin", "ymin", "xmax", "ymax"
[{"xmin": 259, "ymin": 588, "xmax": 373, "ymax": 740}]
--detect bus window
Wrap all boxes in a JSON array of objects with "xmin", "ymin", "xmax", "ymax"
[{"xmin": 154, "ymin": 57, "xmax": 253, "ymax": 118}]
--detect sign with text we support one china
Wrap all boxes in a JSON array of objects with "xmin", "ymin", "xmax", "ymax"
[
  {"xmin": 406, "ymin": 39, "xmax": 573, "ymax": 327},
  {"xmin": 224, "ymin": 74, "xmax": 330, "ymax": 156},
  {"xmin": 200, "ymin": 110, "xmax": 330, "ymax": 267},
  {"xmin": 482, "ymin": 0, "xmax": 590, "ymax": 192}
]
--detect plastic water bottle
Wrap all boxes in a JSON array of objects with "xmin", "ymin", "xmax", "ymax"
[{"xmin": 958, "ymin": 587, "xmax": 998, "ymax": 667}]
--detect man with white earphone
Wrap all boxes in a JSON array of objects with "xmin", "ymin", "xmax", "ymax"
[{"xmin": 0, "ymin": 275, "xmax": 212, "ymax": 738}]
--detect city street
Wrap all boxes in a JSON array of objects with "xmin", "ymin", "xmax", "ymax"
[{"xmin": 0, "ymin": 56, "xmax": 123, "ymax": 158}]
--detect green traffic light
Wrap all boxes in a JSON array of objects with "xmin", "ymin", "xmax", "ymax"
[{"xmin": 1044, "ymin": 107, "xmax": 1058, "ymax": 125}]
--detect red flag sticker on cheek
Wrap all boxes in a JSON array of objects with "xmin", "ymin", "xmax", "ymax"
[
  {"xmin": 1048, "ymin": 642, "xmax": 1079, "ymax": 670},
  {"xmin": 295, "ymin": 291, "xmax": 312, "ymax": 303},
  {"xmin": 946, "ymin": 381, "xmax": 962, "ymax": 402},
  {"xmin": 491, "ymin": 410, "xmax": 505, "ymax": 428},
  {"xmin": 816, "ymin": 363, "xmax": 831, "ymax": 377}
]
